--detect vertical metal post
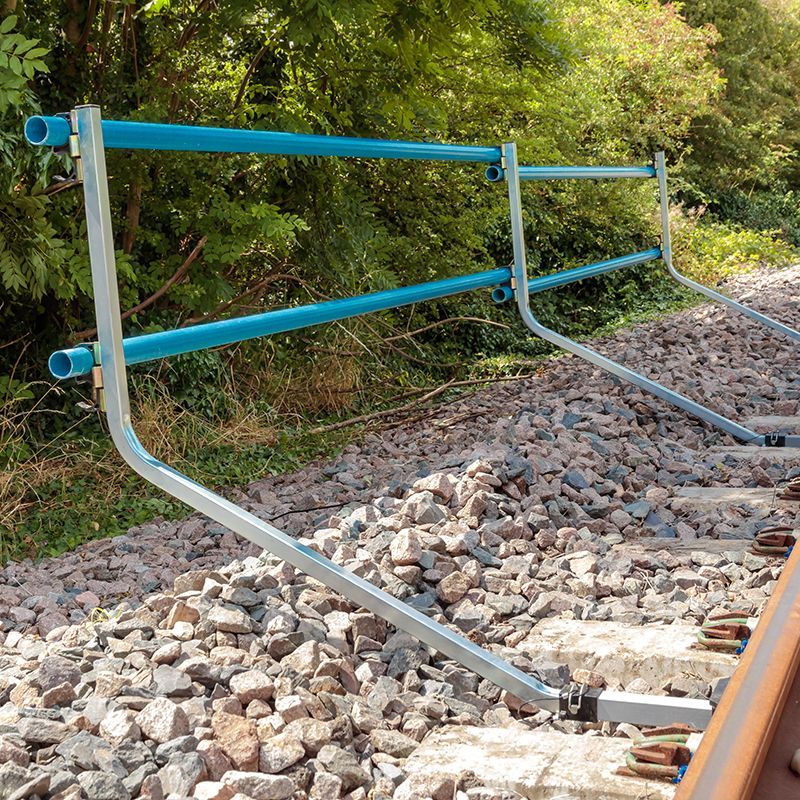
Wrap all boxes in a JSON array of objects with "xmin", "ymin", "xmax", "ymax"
[
  {"xmin": 504, "ymin": 143, "xmax": 530, "ymax": 315},
  {"xmin": 656, "ymin": 151, "xmax": 672, "ymax": 268},
  {"xmin": 656, "ymin": 151, "xmax": 800, "ymax": 345}
]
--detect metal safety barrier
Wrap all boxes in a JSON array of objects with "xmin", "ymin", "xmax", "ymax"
[{"xmin": 26, "ymin": 105, "xmax": 800, "ymax": 729}]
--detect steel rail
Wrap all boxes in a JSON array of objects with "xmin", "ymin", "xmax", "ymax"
[
  {"xmin": 67, "ymin": 103, "xmax": 714, "ymax": 731},
  {"xmin": 674, "ymin": 545, "xmax": 800, "ymax": 799}
]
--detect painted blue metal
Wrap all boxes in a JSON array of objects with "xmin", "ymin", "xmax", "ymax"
[
  {"xmin": 24, "ymin": 115, "xmax": 71, "ymax": 147},
  {"xmin": 48, "ymin": 346, "xmax": 94, "ymax": 380},
  {"xmin": 527, "ymin": 248, "xmax": 661, "ymax": 295},
  {"xmin": 48, "ymin": 267, "xmax": 512, "ymax": 378},
  {"xmin": 484, "ymin": 165, "xmax": 505, "ymax": 183},
  {"xmin": 48, "ymin": 250, "xmax": 661, "ymax": 378},
  {"xmin": 489, "ymin": 248, "xmax": 660, "ymax": 304},
  {"xmin": 25, "ymin": 115, "xmax": 502, "ymax": 163},
  {"xmin": 491, "ymin": 285, "xmax": 514, "ymax": 304},
  {"xmin": 486, "ymin": 164, "xmax": 656, "ymax": 182},
  {"xmin": 520, "ymin": 165, "xmax": 656, "ymax": 180}
]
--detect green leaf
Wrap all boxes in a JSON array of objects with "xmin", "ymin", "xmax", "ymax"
[{"xmin": 0, "ymin": 14, "xmax": 17, "ymax": 34}]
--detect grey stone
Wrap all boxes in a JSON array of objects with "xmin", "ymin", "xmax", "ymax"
[
  {"xmin": 16, "ymin": 717, "xmax": 72, "ymax": 745},
  {"xmin": 158, "ymin": 752, "xmax": 205, "ymax": 796},
  {"xmin": 369, "ymin": 729, "xmax": 419, "ymax": 758},
  {"xmin": 77, "ymin": 771, "xmax": 130, "ymax": 800},
  {"xmin": 317, "ymin": 744, "xmax": 370, "ymax": 792},
  {"xmin": 221, "ymin": 771, "xmax": 294, "ymax": 800},
  {"xmin": 37, "ymin": 656, "xmax": 81, "ymax": 692},
  {"xmin": 152, "ymin": 664, "xmax": 193, "ymax": 697}
]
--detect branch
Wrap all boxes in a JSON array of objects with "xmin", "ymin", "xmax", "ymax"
[
  {"xmin": 179, "ymin": 273, "xmax": 324, "ymax": 327},
  {"xmin": 309, "ymin": 380, "xmax": 459, "ymax": 434},
  {"xmin": 72, "ymin": 236, "xmax": 207, "ymax": 341},
  {"xmin": 384, "ymin": 316, "xmax": 510, "ymax": 342},
  {"xmin": 122, "ymin": 179, "xmax": 142, "ymax": 255},
  {"xmin": 75, "ymin": 0, "xmax": 99, "ymax": 48},
  {"xmin": 309, "ymin": 373, "xmax": 531, "ymax": 435},
  {"xmin": 233, "ymin": 44, "xmax": 270, "ymax": 110}
]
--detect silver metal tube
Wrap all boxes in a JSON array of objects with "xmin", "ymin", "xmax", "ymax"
[
  {"xmin": 76, "ymin": 105, "xmax": 564, "ymax": 713},
  {"xmin": 503, "ymin": 142, "xmax": 761, "ymax": 445},
  {"xmin": 656, "ymin": 151, "xmax": 800, "ymax": 344},
  {"xmin": 75, "ymin": 105, "xmax": 714, "ymax": 729},
  {"xmin": 503, "ymin": 141, "xmax": 714, "ymax": 730}
]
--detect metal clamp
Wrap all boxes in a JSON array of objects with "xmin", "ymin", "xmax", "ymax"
[{"xmin": 559, "ymin": 683, "xmax": 601, "ymax": 722}]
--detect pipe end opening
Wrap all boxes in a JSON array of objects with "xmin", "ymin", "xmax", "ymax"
[
  {"xmin": 485, "ymin": 165, "xmax": 505, "ymax": 183},
  {"xmin": 491, "ymin": 285, "xmax": 513, "ymax": 304},
  {"xmin": 49, "ymin": 348, "xmax": 93, "ymax": 379},
  {"xmin": 24, "ymin": 116, "xmax": 70, "ymax": 147}
]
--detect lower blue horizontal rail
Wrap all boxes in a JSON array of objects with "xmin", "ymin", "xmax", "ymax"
[
  {"xmin": 527, "ymin": 248, "xmax": 662, "ymax": 294},
  {"xmin": 49, "ymin": 267, "xmax": 512, "ymax": 378}
]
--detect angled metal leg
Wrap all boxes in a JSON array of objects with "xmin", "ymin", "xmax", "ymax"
[
  {"xmin": 504, "ymin": 142, "xmax": 800, "ymax": 448},
  {"xmin": 656, "ymin": 151, "xmax": 800, "ymax": 344},
  {"xmin": 75, "ymin": 104, "xmax": 711, "ymax": 728}
]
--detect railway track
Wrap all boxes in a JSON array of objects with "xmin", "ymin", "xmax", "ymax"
[{"xmin": 675, "ymin": 543, "xmax": 800, "ymax": 799}]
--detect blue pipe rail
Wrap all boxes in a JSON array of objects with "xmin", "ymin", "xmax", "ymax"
[
  {"xmin": 526, "ymin": 247, "xmax": 661, "ymax": 295},
  {"xmin": 30, "ymin": 112, "xmax": 664, "ymax": 380},
  {"xmin": 48, "ymin": 248, "xmax": 661, "ymax": 379},
  {"xmin": 49, "ymin": 267, "xmax": 512, "ymax": 379},
  {"xmin": 485, "ymin": 165, "xmax": 656, "ymax": 182},
  {"xmin": 24, "ymin": 116, "xmax": 502, "ymax": 163}
]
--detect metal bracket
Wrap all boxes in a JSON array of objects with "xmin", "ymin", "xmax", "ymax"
[
  {"xmin": 91, "ymin": 364, "xmax": 105, "ymax": 413},
  {"xmin": 559, "ymin": 683, "xmax": 601, "ymax": 722}
]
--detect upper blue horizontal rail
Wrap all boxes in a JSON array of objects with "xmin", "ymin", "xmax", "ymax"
[
  {"xmin": 522, "ymin": 165, "xmax": 656, "ymax": 180},
  {"xmin": 484, "ymin": 164, "xmax": 656, "ymax": 182},
  {"xmin": 49, "ymin": 267, "xmax": 512, "ymax": 378},
  {"xmin": 25, "ymin": 115, "xmax": 503, "ymax": 163},
  {"xmin": 527, "ymin": 247, "xmax": 662, "ymax": 294}
]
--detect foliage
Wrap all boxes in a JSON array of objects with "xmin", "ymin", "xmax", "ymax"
[
  {"xmin": 670, "ymin": 205, "xmax": 796, "ymax": 284},
  {"xmin": 679, "ymin": 0, "xmax": 800, "ymax": 198},
  {"xmin": 0, "ymin": 0, "xmax": 798, "ymax": 561}
]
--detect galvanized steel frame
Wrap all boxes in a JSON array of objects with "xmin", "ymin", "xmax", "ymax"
[
  {"xmin": 504, "ymin": 144, "xmax": 800, "ymax": 447},
  {"xmin": 64, "ymin": 104, "xmax": 714, "ymax": 729}
]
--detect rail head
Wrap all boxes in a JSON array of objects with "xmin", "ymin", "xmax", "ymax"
[{"xmin": 675, "ymin": 545, "xmax": 800, "ymax": 799}]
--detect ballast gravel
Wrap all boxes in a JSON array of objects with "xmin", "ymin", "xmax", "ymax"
[{"xmin": 1, "ymin": 266, "xmax": 800, "ymax": 799}]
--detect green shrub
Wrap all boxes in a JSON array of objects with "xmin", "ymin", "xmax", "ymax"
[{"xmin": 671, "ymin": 206, "xmax": 797, "ymax": 285}]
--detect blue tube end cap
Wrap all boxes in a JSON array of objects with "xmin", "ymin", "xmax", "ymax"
[
  {"xmin": 49, "ymin": 347, "xmax": 94, "ymax": 379},
  {"xmin": 25, "ymin": 116, "xmax": 71, "ymax": 147}
]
